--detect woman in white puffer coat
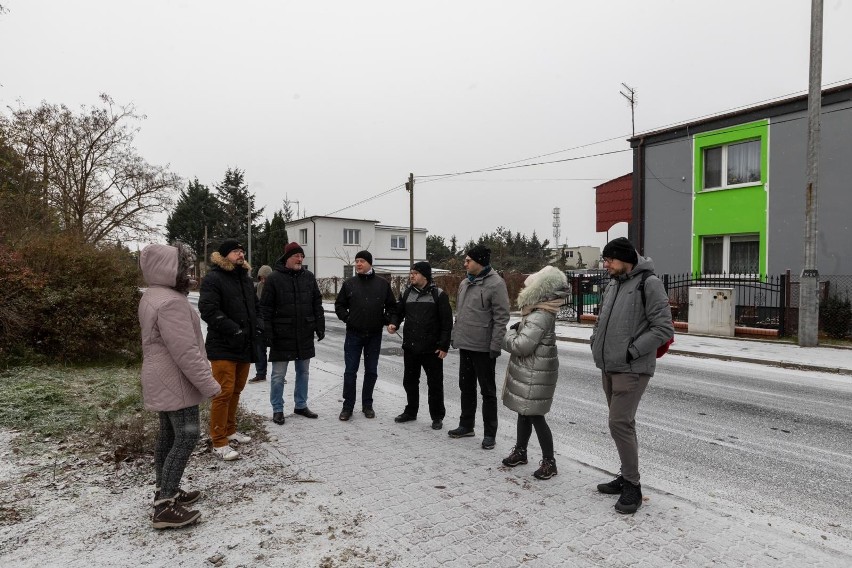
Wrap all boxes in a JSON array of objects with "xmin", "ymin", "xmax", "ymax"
[{"xmin": 500, "ymin": 265, "xmax": 568, "ymax": 480}]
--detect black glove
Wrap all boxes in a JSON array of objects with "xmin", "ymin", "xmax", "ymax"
[
  {"xmin": 626, "ymin": 350, "xmax": 635, "ymax": 363},
  {"xmin": 490, "ymin": 350, "xmax": 501, "ymax": 359},
  {"xmin": 316, "ymin": 330, "xmax": 325, "ymax": 342},
  {"xmin": 509, "ymin": 322, "xmax": 520, "ymax": 331}
]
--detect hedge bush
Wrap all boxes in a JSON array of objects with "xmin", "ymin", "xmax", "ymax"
[{"xmin": 0, "ymin": 235, "xmax": 142, "ymax": 364}]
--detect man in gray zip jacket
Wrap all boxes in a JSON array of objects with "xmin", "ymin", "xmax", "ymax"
[
  {"xmin": 449, "ymin": 245, "xmax": 511, "ymax": 450},
  {"xmin": 590, "ymin": 237, "xmax": 673, "ymax": 515}
]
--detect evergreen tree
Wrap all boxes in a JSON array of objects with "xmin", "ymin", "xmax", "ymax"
[
  {"xmin": 213, "ymin": 167, "xmax": 264, "ymax": 263},
  {"xmin": 165, "ymin": 178, "xmax": 221, "ymax": 260}
]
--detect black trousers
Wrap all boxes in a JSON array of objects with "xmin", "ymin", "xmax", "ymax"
[
  {"xmin": 402, "ymin": 350, "xmax": 445, "ymax": 420},
  {"xmin": 458, "ymin": 349, "xmax": 498, "ymax": 437},
  {"xmin": 516, "ymin": 414, "xmax": 554, "ymax": 459}
]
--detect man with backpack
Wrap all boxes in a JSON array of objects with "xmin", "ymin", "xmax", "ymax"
[
  {"xmin": 590, "ymin": 237, "xmax": 674, "ymax": 514},
  {"xmin": 387, "ymin": 261, "xmax": 453, "ymax": 430}
]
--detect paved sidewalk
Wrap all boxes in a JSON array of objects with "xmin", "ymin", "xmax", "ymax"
[
  {"xmin": 241, "ymin": 358, "xmax": 851, "ymax": 567},
  {"xmin": 551, "ymin": 320, "xmax": 852, "ymax": 375}
]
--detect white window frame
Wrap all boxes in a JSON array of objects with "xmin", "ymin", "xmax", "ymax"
[
  {"xmin": 299, "ymin": 228, "xmax": 308, "ymax": 245},
  {"xmin": 343, "ymin": 228, "xmax": 360, "ymax": 246},
  {"xmin": 391, "ymin": 234, "xmax": 407, "ymax": 250},
  {"xmin": 703, "ymin": 139, "xmax": 761, "ymax": 191},
  {"xmin": 701, "ymin": 234, "xmax": 760, "ymax": 277}
]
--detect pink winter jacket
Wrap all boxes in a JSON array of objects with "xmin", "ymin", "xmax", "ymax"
[{"xmin": 139, "ymin": 244, "xmax": 221, "ymax": 411}]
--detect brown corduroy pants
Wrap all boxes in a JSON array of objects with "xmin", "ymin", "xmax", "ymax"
[{"xmin": 210, "ymin": 360, "xmax": 250, "ymax": 447}]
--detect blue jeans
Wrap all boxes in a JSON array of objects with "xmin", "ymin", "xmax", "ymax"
[
  {"xmin": 270, "ymin": 359, "xmax": 311, "ymax": 413},
  {"xmin": 343, "ymin": 331, "xmax": 382, "ymax": 410},
  {"xmin": 255, "ymin": 342, "xmax": 268, "ymax": 378}
]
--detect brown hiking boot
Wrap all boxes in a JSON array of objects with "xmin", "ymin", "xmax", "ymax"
[
  {"xmin": 533, "ymin": 457, "xmax": 558, "ymax": 480},
  {"xmin": 155, "ymin": 488, "xmax": 202, "ymax": 506},
  {"xmin": 152, "ymin": 499, "xmax": 201, "ymax": 529}
]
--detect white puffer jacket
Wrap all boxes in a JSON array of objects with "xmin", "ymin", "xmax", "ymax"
[{"xmin": 501, "ymin": 266, "xmax": 567, "ymax": 416}]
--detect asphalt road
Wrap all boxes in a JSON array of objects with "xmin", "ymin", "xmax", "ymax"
[{"xmin": 316, "ymin": 316, "xmax": 852, "ymax": 545}]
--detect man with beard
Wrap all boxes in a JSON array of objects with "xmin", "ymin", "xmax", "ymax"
[
  {"xmin": 199, "ymin": 239, "xmax": 261, "ymax": 461},
  {"xmin": 590, "ymin": 237, "xmax": 673, "ymax": 514},
  {"xmin": 260, "ymin": 242, "xmax": 325, "ymax": 425}
]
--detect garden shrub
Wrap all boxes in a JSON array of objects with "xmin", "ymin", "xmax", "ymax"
[
  {"xmin": 820, "ymin": 294, "xmax": 852, "ymax": 339},
  {"xmin": 16, "ymin": 234, "xmax": 142, "ymax": 363},
  {"xmin": 0, "ymin": 244, "xmax": 44, "ymax": 362}
]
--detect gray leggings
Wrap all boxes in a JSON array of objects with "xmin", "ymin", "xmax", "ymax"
[{"xmin": 155, "ymin": 406, "xmax": 200, "ymax": 499}]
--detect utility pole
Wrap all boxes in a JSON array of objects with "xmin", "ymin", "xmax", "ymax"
[
  {"xmin": 247, "ymin": 195, "xmax": 252, "ymax": 268},
  {"xmin": 799, "ymin": 0, "xmax": 823, "ymax": 347},
  {"xmin": 405, "ymin": 173, "xmax": 415, "ymax": 266},
  {"xmin": 203, "ymin": 224, "xmax": 208, "ymax": 276},
  {"xmin": 620, "ymin": 83, "xmax": 637, "ymax": 137}
]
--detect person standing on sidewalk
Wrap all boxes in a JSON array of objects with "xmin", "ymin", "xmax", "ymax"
[
  {"xmin": 139, "ymin": 242, "xmax": 221, "ymax": 529},
  {"xmin": 260, "ymin": 242, "xmax": 325, "ymax": 425},
  {"xmin": 334, "ymin": 250, "xmax": 397, "ymax": 421},
  {"xmin": 249, "ymin": 264, "xmax": 273, "ymax": 384},
  {"xmin": 199, "ymin": 239, "xmax": 261, "ymax": 461},
  {"xmin": 501, "ymin": 265, "xmax": 568, "ymax": 480},
  {"xmin": 388, "ymin": 261, "xmax": 453, "ymax": 430},
  {"xmin": 449, "ymin": 245, "xmax": 511, "ymax": 450},
  {"xmin": 591, "ymin": 237, "xmax": 673, "ymax": 514}
]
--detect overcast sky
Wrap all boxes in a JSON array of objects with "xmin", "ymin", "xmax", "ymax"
[{"xmin": 2, "ymin": 1, "xmax": 851, "ymax": 250}]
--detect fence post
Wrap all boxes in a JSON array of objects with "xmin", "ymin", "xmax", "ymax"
[
  {"xmin": 779, "ymin": 273, "xmax": 787, "ymax": 337},
  {"xmin": 574, "ymin": 276, "xmax": 583, "ymax": 323}
]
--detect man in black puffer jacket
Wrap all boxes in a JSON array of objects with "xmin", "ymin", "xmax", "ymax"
[
  {"xmin": 260, "ymin": 242, "xmax": 325, "ymax": 425},
  {"xmin": 199, "ymin": 239, "xmax": 261, "ymax": 461},
  {"xmin": 388, "ymin": 261, "xmax": 452, "ymax": 430},
  {"xmin": 334, "ymin": 250, "xmax": 397, "ymax": 421}
]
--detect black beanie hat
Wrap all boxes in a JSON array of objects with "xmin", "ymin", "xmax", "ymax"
[
  {"xmin": 218, "ymin": 238, "xmax": 244, "ymax": 257},
  {"xmin": 355, "ymin": 250, "xmax": 373, "ymax": 265},
  {"xmin": 282, "ymin": 242, "xmax": 305, "ymax": 261},
  {"xmin": 466, "ymin": 245, "xmax": 491, "ymax": 266},
  {"xmin": 411, "ymin": 261, "xmax": 432, "ymax": 282},
  {"xmin": 602, "ymin": 237, "xmax": 639, "ymax": 265}
]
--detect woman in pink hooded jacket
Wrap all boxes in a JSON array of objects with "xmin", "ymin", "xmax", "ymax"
[{"xmin": 139, "ymin": 242, "xmax": 221, "ymax": 529}]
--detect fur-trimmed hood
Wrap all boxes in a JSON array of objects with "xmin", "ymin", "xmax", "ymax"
[
  {"xmin": 516, "ymin": 265, "xmax": 568, "ymax": 309},
  {"xmin": 210, "ymin": 251, "xmax": 252, "ymax": 273}
]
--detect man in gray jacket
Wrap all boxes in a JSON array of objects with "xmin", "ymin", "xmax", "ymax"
[
  {"xmin": 449, "ymin": 245, "xmax": 511, "ymax": 450},
  {"xmin": 590, "ymin": 237, "xmax": 673, "ymax": 514}
]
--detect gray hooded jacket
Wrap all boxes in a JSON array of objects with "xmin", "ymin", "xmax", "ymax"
[
  {"xmin": 451, "ymin": 269, "xmax": 510, "ymax": 354},
  {"xmin": 590, "ymin": 256, "xmax": 674, "ymax": 376}
]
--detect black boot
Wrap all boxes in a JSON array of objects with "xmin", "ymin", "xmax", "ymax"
[{"xmin": 614, "ymin": 481, "xmax": 643, "ymax": 514}]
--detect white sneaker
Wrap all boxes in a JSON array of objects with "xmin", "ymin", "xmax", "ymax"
[
  {"xmin": 213, "ymin": 445, "xmax": 239, "ymax": 461},
  {"xmin": 226, "ymin": 432, "xmax": 252, "ymax": 443}
]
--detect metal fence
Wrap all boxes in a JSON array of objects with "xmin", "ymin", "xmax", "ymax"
[{"xmin": 559, "ymin": 271, "xmax": 852, "ymax": 339}]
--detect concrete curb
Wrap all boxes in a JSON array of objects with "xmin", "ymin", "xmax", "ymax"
[{"xmin": 556, "ymin": 335, "xmax": 852, "ymax": 376}]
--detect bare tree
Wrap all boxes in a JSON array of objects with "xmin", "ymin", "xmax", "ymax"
[{"xmin": 5, "ymin": 94, "xmax": 180, "ymax": 244}]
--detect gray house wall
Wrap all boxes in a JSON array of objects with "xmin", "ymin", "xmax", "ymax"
[
  {"xmin": 768, "ymin": 105, "xmax": 852, "ymax": 275},
  {"xmin": 642, "ymin": 140, "xmax": 693, "ymax": 274},
  {"xmin": 634, "ymin": 86, "xmax": 852, "ymax": 278}
]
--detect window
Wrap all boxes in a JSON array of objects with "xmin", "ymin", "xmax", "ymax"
[
  {"xmin": 702, "ymin": 234, "xmax": 759, "ymax": 275},
  {"xmin": 299, "ymin": 228, "xmax": 308, "ymax": 244},
  {"xmin": 566, "ymin": 251, "xmax": 574, "ymax": 258},
  {"xmin": 703, "ymin": 139, "xmax": 761, "ymax": 189},
  {"xmin": 343, "ymin": 228, "xmax": 360, "ymax": 245},
  {"xmin": 391, "ymin": 235, "xmax": 407, "ymax": 250},
  {"xmin": 343, "ymin": 265, "xmax": 353, "ymax": 278}
]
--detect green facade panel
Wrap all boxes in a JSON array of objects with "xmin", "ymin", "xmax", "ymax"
[{"xmin": 692, "ymin": 120, "xmax": 769, "ymax": 275}]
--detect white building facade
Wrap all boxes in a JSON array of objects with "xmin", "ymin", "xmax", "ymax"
[{"xmin": 285, "ymin": 216, "xmax": 427, "ymax": 279}]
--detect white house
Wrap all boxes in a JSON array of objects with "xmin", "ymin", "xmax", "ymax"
[
  {"xmin": 552, "ymin": 245, "xmax": 601, "ymax": 269},
  {"xmin": 285, "ymin": 216, "xmax": 428, "ymax": 278}
]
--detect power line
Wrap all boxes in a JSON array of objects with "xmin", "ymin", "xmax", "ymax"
[{"xmin": 319, "ymin": 80, "xmax": 852, "ymax": 217}]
